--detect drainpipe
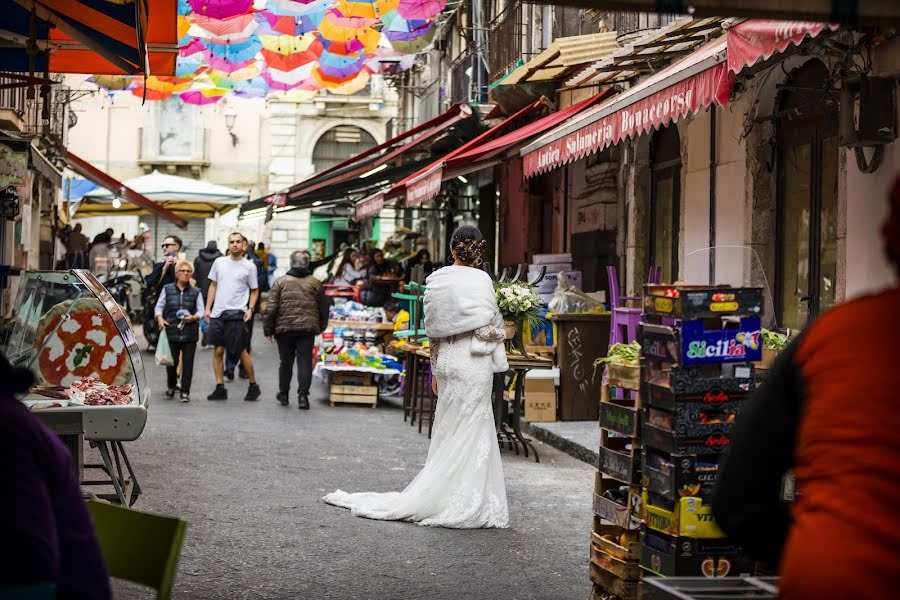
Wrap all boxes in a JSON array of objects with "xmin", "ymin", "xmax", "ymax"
[
  {"xmin": 541, "ymin": 5, "xmax": 552, "ymax": 49},
  {"xmin": 708, "ymin": 105, "xmax": 717, "ymax": 283}
]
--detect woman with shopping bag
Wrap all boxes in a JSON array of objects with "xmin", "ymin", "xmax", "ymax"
[{"xmin": 154, "ymin": 261, "xmax": 205, "ymax": 402}]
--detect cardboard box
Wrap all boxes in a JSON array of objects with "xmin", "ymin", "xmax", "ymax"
[
  {"xmin": 524, "ymin": 370, "xmax": 558, "ymax": 422},
  {"xmin": 642, "ymin": 492, "xmax": 725, "ymax": 539},
  {"xmin": 640, "ymin": 528, "xmax": 750, "ymax": 578}
]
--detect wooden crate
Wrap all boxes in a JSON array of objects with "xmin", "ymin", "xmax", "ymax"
[
  {"xmin": 330, "ymin": 382, "xmax": 378, "ymax": 408},
  {"xmin": 590, "ymin": 561, "xmax": 641, "ymax": 600},
  {"xmin": 591, "ymin": 543, "xmax": 641, "ymax": 581},
  {"xmin": 607, "ymin": 363, "xmax": 641, "ymax": 391},
  {"xmin": 592, "ymin": 519, "xmax": 641, "ymax": 561},
  {"xmin": 333, "ymin": 372, "xmax": 373, "ymax": 386}
]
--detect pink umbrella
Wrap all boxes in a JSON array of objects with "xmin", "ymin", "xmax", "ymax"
[
  {"xmin": 397, "ymin": 0, "xmax": 445, "ymax": 20},
  {"xmin": 187, "ymin": 13, "xmax": 258, "ymax": 44},
  {"xmin": 187, "ymin": 0, "xmax": 254, "ymax": 20},
  {"xmin": 180, "ymin": 89, "xmax": 226, "ymax": 104}
]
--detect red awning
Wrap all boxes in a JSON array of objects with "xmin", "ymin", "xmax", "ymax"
[
  {"xmin": 447, "ymin": 90, "xmax": 612, "ymax": 171},
  {"xmin": 522, "ymin": 37, "xmax": 730, "ymax": 178},
  {"xmin": 390, "ymin": 98, "xmax": 551, "ymax": 207},
  {"xmin": 276, "ymin": 102, "xmax": 473, "ymax": 205},
  {"xmin": 354, "ymin": 192, "xmax": 384, "ymax": 220},
  {"xmin": 65, "ymin": 151, "xmax": 188, "ymax": 229},
  {"xmin": 521, "ymin": 20, "xmax": 836, "ymax": 178},
  {"xmin": 726, "ymin": 19, "xmax": 838, "ymax": 75}
]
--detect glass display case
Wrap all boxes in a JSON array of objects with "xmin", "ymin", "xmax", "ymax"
[{"xmin": 4, "ymin": 269, "xmax": 149, "ymax": 442}]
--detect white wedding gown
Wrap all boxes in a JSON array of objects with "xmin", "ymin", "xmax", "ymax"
[{"xmin": 323, "ymin": 332, "xmax": 509, "ymax": 528}]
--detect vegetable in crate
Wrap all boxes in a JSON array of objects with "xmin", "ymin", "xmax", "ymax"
[{"xmin": 593, "ymin": 341, "xmax": 641, "ymax": 372}]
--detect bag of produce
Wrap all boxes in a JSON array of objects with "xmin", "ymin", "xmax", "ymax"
[{"xmin": 155, "ymin": 329, "xmax": 174, "ymax": 366}]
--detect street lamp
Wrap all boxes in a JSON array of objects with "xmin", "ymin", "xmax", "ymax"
[{"xmin": 224, "ymin": 107, "xmax": 238, "ymax": 146}]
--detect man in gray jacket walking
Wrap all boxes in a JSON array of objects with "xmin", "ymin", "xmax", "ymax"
[{"xmin": 264, "ymin": 250, "xmax": 330, "ymax": 409}]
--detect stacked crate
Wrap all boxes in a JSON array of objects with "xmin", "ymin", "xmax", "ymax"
[
  {"xmin": 638, "ymin": 285, "xmax": 762, "ymax": 579},
  {"xmin": 591, "ymin": 362, "xmax": 642, "ymax": 600}
]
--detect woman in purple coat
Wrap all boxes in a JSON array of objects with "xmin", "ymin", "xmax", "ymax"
[{"xmin": 0, "ymin": 353, "xmax": 111, "ymax": 599}]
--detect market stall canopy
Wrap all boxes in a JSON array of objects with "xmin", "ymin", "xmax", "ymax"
[
  {"xmin": 0, "ymin": 0, "xmax": 178, "ymax": 76},
  {"xmin": 65, "ymin": 152, "xmax": 188, "ymax": 228},
  {"xmin": 521, "ymin": 19, "xmax": 836, "ymax": 178},
  {"xmin": 521, "ymin": 0, "xmax": 900, "ymax": 25},
  {"xmin": 446, "ymin": 90, "xmax": 614, "ymax": 173},
  {"xmin": 241, "ymin": 101, "xmax": 477, "ymax": 216}
]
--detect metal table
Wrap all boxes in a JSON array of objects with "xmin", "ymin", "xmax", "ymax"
[{"xmin": 493, "ymin": 354, "xmax": 553, "ymax": 463}]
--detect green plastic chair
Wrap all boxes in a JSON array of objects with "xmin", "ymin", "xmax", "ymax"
[
  {"xmin": 0, "ymin": 583, "xmax": 56, "ymax": 600},
  {"xmin": 86, "ymin": 499, "xmax": 187, "ymax": 600}
]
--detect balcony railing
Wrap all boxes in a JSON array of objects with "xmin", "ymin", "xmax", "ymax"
[{"xmin": 487, "ymin": 1, "xmax": 535, "ymax": 84}]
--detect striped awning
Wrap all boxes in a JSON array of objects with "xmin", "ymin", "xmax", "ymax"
[{"xmin": 0, "ymin": 0, "xmax": 176, "ymax": 76}]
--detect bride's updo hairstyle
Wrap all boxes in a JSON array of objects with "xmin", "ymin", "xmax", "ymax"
[{"xmin": 450, "ymin": 225, "xmax": 487, "ymax": 267}]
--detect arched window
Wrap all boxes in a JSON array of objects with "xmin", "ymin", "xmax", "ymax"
[
  {"xmin": 312, "ymin": 125, "xmax": 377, "ymax": 173},
  {"xmin": 775, "ymin": 59, "xmax": 839, "ymax": 329},
  {"xmin": 650, "ymin": 124, "xmax": 681, "ymax": 283}
]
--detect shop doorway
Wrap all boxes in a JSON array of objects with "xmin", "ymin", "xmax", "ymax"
[
  {"xmin": 650, "ymin": 125, "xmax": 681, "ymax": 283},
  {"xmin": 775, "ymin": 60, "xmax": 839, "ymax": 330}
]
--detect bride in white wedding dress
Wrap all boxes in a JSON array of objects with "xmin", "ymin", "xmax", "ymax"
[{"xmin": 323, "ymin": 225, "xmax": 510, "ymax": 528}]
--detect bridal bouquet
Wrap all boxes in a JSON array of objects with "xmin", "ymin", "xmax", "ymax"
[{"xmin": 494, "ymin": 280, "xmax": 543, "ymax": 329}]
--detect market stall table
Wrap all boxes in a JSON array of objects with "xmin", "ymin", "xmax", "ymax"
[
  {"xmin": 404, "ymin": 346, "xmax": 552, "ymax": 461},
  {"xmin": 313, "ymin": 361, "xmax": 401, "ymax": 408}
]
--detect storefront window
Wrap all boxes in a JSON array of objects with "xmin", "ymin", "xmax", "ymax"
[
  {"xmin": 776, "ymin": 60, "xmax": 840, "ymax": 330},
  {"xmin": 650, "ymin": 125, "xmax": 681, "ymax": 283}
]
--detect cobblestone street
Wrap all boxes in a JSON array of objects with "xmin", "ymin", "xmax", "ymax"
[{"xmin": 113, "ymin": 334, "xmax": 595, "ymax": 599}]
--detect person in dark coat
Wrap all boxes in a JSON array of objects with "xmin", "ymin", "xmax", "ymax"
[
  {"xmin": 193, "ymin": 240, "xmax": 222, "ymax": 300},
  {"xmin": 146, "ymin": 235, "xmax": 183, "ymax": 291},
  {"xmin": 264, "ymin": 250, "xmax": 330, "ymax": 409},
  {"xmin": 154, "ymin": 261, "xmax": 204, "ymax": 402},
  {"xmin": 0, "ymin": 353, "xmax": 111, "ymax": 598}
]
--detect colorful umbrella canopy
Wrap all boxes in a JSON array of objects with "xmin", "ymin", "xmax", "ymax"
[
  {"xmin": 89, "ymin": 75, "xmax": 134, "ymax": 90},
  {"xmin": 99, "ymin": 0, "xmax": 450, "ymax": 103}
]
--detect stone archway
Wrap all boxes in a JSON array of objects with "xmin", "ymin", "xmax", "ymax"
[{"xmin": 311, "ymin": 125, "xmax": 378, "ymax": 174}]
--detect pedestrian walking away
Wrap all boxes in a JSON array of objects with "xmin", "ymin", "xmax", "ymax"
[
  {"xmin": 204, "ymin": 232, "xmax": 261, "ymax": 402},
  {"xmin": 263, "ymin": 250, "xmax": 330, "ymax": 409},
  {"xmin": 194, "ymin": 240, "xmax": 223, "ymax": 348},
  {"xmin": 154, "ymin": 261, "xmax": 204, "ymax": 402}
]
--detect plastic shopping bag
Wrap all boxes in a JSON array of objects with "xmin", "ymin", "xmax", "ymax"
[{"xmin": 155, "ymin": 328, "xmax": 174, "ymax": 366}]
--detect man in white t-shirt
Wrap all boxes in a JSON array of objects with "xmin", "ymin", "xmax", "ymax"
[{"xmin": 204, "ymin": 232, "xmax": 261, "ymax": 401}]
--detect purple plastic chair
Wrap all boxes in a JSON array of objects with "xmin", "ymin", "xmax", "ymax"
[{"xmin": 608, "ymin": 266, "xmax": 661, "ymax": 347}]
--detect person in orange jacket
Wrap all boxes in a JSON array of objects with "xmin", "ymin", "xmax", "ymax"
[{"xmin": 713, "ymin": 175, "xmax": 900, "ymax": 599}]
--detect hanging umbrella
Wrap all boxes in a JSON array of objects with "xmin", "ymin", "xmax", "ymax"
[
  {"xmin": 318, "ymin": 8, "xmax": 378, "ymax": 43},
  {"xmin": 328, "ymin": 68, "xmax": 371, "ymax": 95},
  {"xmin": 176, "ymin": 54, "xmax": 207, "ymax": 77},
  {"xmin": 200, "ymin": 34, "xmax": 263, "ymax": 62},
  {"xmin": 335, "ymin": 0, "xmax": 399, "ymax": 19},
  {"xmin": 267, "ymin": 0, "xmax": 331, "ymax": 18},
  {"xmin": 317, "ymin": 50, "xmax": 368, "ymax": 79},
  {"xmin": 140, "ymin": 76, "xmax": 194, "ymax": 94},
  {"xmin": 205, "ymin": 52, "xmax": 258, "ymax": 73},
  {"xmin": 187, "ymin": 0, "xmax": 254, "ymax": 20},
  {"xmin": 180, "ymin": 88, "xmax": 227, "ymax": 104},
  {"xmin": 89, "ymin": 75, "xmax": 134, "ymax": 90},
  {"xmin": 312, "ymin": 64, "xmax": 365, "ymax": 87},
  {"xmin": 255, "ymin": 11, "xmax": 296, "ymax": 36},
  {"xmin": 233, "ymin": 76, "xmax": 269, "ymax": 98},
  {"xmin": 381, "ymin": 10, "xmax": 433, "ymax": 41},
  {"xmin": 178, "ymin": 0, "xmax": 193, "ymax": 16},
  {"xmin": 259, "ymin": 33, "xmax": 322, "ymax": 70},
  {"xmin": 262, "ymin": 62, "xmax": 316, "ymax": 87},
  {"xmin": 271, "ymin": 87, "xmax": 319, "ymax": 102},
  {"xmin": 209, "ymin": 60, "xmax": 260, "ymax": 80},
  {"xmin": 389, "ymin": 24, "xmax": 435, "ymax": 53},
  {"xmin": 131, "ymin": 84, "xmax": 174, "ymax": 101},
  {"xmin": 187, "ymin": 13, "xmax": 258, "ymax": 44},
  {"xmin": 180, "ymin": 38, "xmax": 208, "ymax": 57},
  {"xmin": 397, "ymin": 0, "xmax": 445, "ymax": 20}
]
